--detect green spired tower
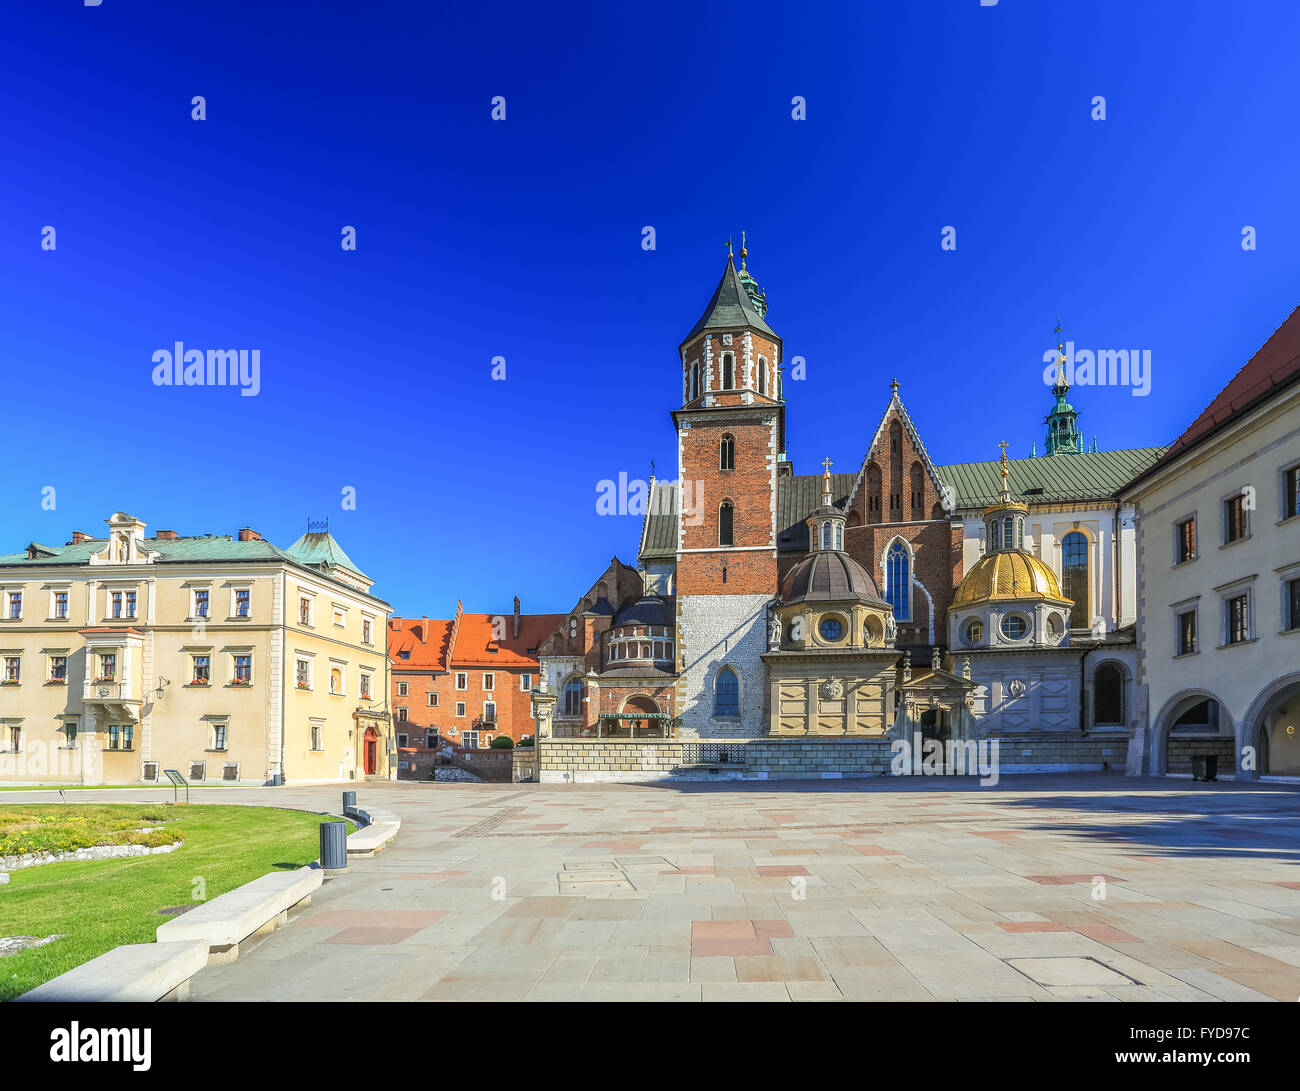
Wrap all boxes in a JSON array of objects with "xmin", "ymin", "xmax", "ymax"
[{"xmin": 1044, "ymin": 320, "xmax": 1082, "ymax": 455}]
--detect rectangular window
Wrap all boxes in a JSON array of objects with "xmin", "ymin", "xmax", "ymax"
[
  {"xmin": 483, "ymin": 702, "xmax": 497, "ymax": 722},
  {"xmin": 50, "ymin": 656, "xmax": 67, "ymax": 682},
  {"xmin": 99, "ymin": 653, "xmax": 116, "ymax": 681},
  {"xmin": 233, "ymin": 655, "xmax": 252, "ymax": 683},
  {"xmin": 194, "ymin": 589, "xmax": 210, "ymax": 618},
  {"xmin": 1285, "ymin": 465, "xmax": 1300, "ymax": 521},
  {"xmin": 428, "ymin": 692, "xmax": 438, "ymax": 706},
  {"xmin": 108, "ymin": 724, "xmax": 120, "ymax": 750},
  {"xmin": 212, "ymin": 723, "xmax": 227, "ymax": 751},
  {"xmin": 483, "ymin": 673, "xmax": 495, "ymax": 691},
  {"xmin": 299, "ymin": 597, "xmax": 312, "ymax": 625},
  {"xmin": 397, "ymin": 707, "xmax": 408, "ymax": 722},
  {"xmin": 397, "ymin": 681, "xmax": 408, "ymax": 697},
  {"xmin": 1226, "ymin": 594, "xmax": 1250, "ymax": 645},
  {"xmin": 3, "ymin": 656, "xmax": 20, "ymax": 683},
  {"xmin": 295, "ymin": 659, "xmax": 310, "ymax": 688},
  {"xmin": 193, "ymin": 655, "xmax": 210, "ymax": 684},
  {"xmin": 362, "ymin": 618, "xmax": 373, "ymax": 645},
  {"xmin": 112, "ymin": 591, "xmax": 123, "ymax": 618},
  {"xmin": 455, "ymin": 673, "xmax": 468, "ymax": 690},
  {"xmin": 235, "ymin": 589, "xmax": 250, "ymax": 617},
  {"xmin": 1286, "ymin": 577, "xmax": 1300, "ymax": 633},
  {"xmin": 126, "ymin": 590, "xmax": 136, "ymax": 617},
  {"xmin": 397, "ymin": 733, "xmax": 408, "ymax": 748},
  {"xmin": 8, "ymin": 591, "xmax": 21, "ymax": 619},
  {"xmin": 1176, "ymin": 611, "xmax": 1197, "ymax": 656},
  {"xmin": 1223, "ymin": 494, "xmax": 1248, "ymax": 544},
  {"xmin": 1175, "ymin": 517, "xmax": 1196, "ymax": 564},
  {"xmin": 520, "ymin": 673, "xmax": 532, "ymax": 691},
  {"xmin": 456, "ymin": 702, "xmax": 466, "ymax": 718},
  {"xmin": 121, "ymin": 724, "xmax": 133, "ymax": 750},
  {"xmin": 54, "ymin": 591, "xmax": 68, "ymax": 618},
  {"xmin": 463, "ymin": 731, "xmax": 479, "ymax": 750},
  {"xmin": 310, "ymin": 723, "xmax": 323, "ymax": 751},
  {"xmin": 63, "ymin": 722, "xmax": 77, "ymax": 748},
  {"xmin": 360, "ymin": 673, "xmax": 372, "ymax": 700},
  {"xmin": 8, "ymin": 725, "xmax": 18, "ymax": 752}
]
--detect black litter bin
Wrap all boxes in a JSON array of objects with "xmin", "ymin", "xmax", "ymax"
[
  {"xmin": 1192, "ymin": 755, "xmax": 1219, "ymax": 782},
  {"xmin": 319, "ymin": 820, "xmax": 348, "ymax": 872},
  {"xmin": 342, "ymin": 790, "xmax": 357, "ymax": 814}
]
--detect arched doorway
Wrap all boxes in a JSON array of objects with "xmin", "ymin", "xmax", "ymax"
[
  {"xmin": 611, "ymin": 694, "xmax": 663, "ymax": 738},
  {"xmin": 363, "ymin": 727, "xmax": 378, "ymax": 775},
  {"xmin": 1155, "ymin": 691, "xmax": 1234, "ymax": 777},
  {"xmin": 1242, "ymin": 674, "xmax": 1300, "ymax": 777}
]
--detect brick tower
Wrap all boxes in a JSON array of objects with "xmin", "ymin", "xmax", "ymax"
[{"xmin": 672, "ymin": 239, "xmax": 784, "ymax": 737}]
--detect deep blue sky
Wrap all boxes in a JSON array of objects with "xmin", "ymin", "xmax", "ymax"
[{"xmin": 2, "ymin": 1, "xmax": 1297, "ymax": 617}]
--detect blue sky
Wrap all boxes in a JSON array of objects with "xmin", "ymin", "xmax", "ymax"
[{"xmin": 2, "ymin": 0, "xmax": 1297, "ymax": 617}]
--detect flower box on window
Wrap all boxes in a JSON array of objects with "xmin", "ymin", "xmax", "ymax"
[
  {"xmin": 47, "ymin": 677, "xmax": 67, "ymax": 685},
  {"xmin": 230, "ymin": 677, "xmax": 252, "ymax": 686},
  {"xmin": 296, "ymin": 681, "xmax": 310, "ymax": 690},
  {"xmin": 190, "ymin": 678, "xmax": 210, "ymax": 686},
  {"xmin": 92, "ymin": 675, "xmax": 116, "ymax": 684},
  {"xmin": 0, "ymin": 679, "xmax": 18, "ymax": 686}
]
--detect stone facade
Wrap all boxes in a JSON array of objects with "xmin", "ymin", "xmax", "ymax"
[{"xmin": 676, "ymin": 593, "xmax": 769, "ymax": 738}]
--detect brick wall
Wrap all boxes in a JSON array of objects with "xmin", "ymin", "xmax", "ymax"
[{"xmin": 394, "ymin": 663, "xmax": 539, "ymax": 745}]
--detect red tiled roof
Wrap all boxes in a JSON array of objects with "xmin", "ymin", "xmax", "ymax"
[
  {"xmin": 387, "ymin": 618, "xmax": 454, "ymax": 671},
  {"xmin": 387, "ymin": 612, "xmax": 564, "ymax": 670},
  {"xmin": 1135, "ymin": 304, "xmax": 1300, "ymax": 483},
  {"xmin": 451, "ymin": 612, "xmax": 565, "ymax": 668}
]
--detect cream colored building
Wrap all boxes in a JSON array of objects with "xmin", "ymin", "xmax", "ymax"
[
  {"xmin": 0, "ymin": 512, "xmax": 394, "ymax": 786},
  {"xmin": 1123, "ymin": 307, "xmax": 1300, "ymax": 778}
]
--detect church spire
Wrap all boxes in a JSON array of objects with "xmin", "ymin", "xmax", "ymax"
[{"xmin": 1043, "ymin": 318, "xmax": 1082, "ymax": 456}]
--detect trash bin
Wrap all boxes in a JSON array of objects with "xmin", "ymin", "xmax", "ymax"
[
  {"xmin": 319, "ymin": 820, "xmax": 348, "ymax": 872},
  {"xmin": 342, "ymin": 790, "xmax": 356, "ymax": 813},
  {"xmin": 1192, "ymin": 755, "xmax": 1219, "ymax": 782},
  {"xmin": 270, "ymin": 773, "xmax": 282, "ymax": 787}
]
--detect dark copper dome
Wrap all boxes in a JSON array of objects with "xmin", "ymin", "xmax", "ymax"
[{"xmin": 780, "ymin": 551, "xmax": 885, "ymax": 606}]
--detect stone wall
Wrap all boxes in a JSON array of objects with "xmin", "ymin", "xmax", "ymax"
[
  {"xmin": 677, "ymin": 593, "xmax": 770, "ymax": 739},
  {"xmin": 1165, "ymin": 734, "xmax": 1236, "ymax": 777},
  {"xmin": 983, "ymin": 731, "xmax": 1130, "ymax": 773}
]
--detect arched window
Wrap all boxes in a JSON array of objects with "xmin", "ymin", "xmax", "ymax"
[
  {"xmin": 722, "ymin": 353, "xmax": 734, "ymax": 389},
  {"xmin": 1094, "ymin": 664, "xmax": 1124, "ymax": 725},
  {"xmin": 821, "ymin": 522, "xmax": 831, "ymax": 550},
  {"xmin": 885, "ymin": 541, "xmax": 910, "ymax": 621},
  {"xmin": 757, "ymin": 358, "xmax": 767, "ymax": 395},
  {"xmin": 561, "ymin": 677, "xmax": 585, "ymax": 717},
  {"xmin": 690, "ymin": 362, "xmax": 701, "ymax": 400},
  {"xmin": 1061, "ymin": 531, "xmax": 1090, "ymax": 621},
  {"xmin": 719, "ymin": 500, "xmax": 734, "ymax": 547},
  {"xmin": 715, "ymin": 666, "xmax": 739, "ymax": 717},
  {"xmin": 719, "ymin": 434, "xmax": 735, "ymax": 471}
]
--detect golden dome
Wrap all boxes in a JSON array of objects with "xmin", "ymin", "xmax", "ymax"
[{"xmin": 953, "ymin": 550, "xmax": 1070, "ymax": 607}]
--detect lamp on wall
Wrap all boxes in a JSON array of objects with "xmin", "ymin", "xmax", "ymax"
[{"xmin": 154, "ymin": 677, "xmax": 171, "ymax": 701}]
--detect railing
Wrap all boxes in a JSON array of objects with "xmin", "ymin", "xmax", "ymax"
[{"xmin": 680, "ymin": 742, "xmax": 747, "ymax": 766}]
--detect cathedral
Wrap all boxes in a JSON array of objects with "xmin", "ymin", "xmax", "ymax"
[{"xmin": 534, "ymin": 244, "xmax": 1161, "ymax": 779}]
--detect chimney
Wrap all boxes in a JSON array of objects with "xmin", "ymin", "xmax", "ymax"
[
  {"xmin": 155, "ymin": 530, "xmax": 178, "ymax": 540},
  {"xmin": 420, "ymin": 617, "xmax": 428, "ymax": 644},
  {"xmin": 513, "ymin": 596, "xmax": 521, "ymax": 639},
  {"xmin": 70, "ymin": 531, "xmax": 90, "ymax": 544},
  {"xmin": 237, "ymin": 527, "xmax": 261, "ymax": 542}
]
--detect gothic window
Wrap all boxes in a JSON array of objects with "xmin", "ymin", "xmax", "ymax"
[
  {"xmin": 715, "ymin": 667, "xmax": 739, "ymax": 717},
  {"xmin": 690, "ymin": 362, "xmax": 701, "ymax": 400},
  {"xmin": 867, "ymin": 463, "xmax": 882, "ymax": 521},
  {"xmin": 885, "ymin": 541, "xmax": 910, "ymax": 621},
  {"xmin": 722, "ymin": 353, "xmax": 734, "ymax": 389},
  {"xmin": 1061, "ymin": 531, "xmax": 1090, "ymax": 621},
  {"xmin": 757, "ymin": 358, "xmax": 767, "ymax": 395},
  {"xmin": 910, "ymin": 463, "xmax": 924, "ymax": 515},
  {"xmin": 1094, "ymin": 663, "xmax": 1124, "ymax": 725},
  {"xmin": 719, "ymin": 434, "xmax": 735, "ymax": 471},
  {"xmin": 719, "ymin": 500, "xmax": 735, "ymax": 547},
  {"xmin": 561, "ymin": 677, "xmax": 585, "ymax": 717}
]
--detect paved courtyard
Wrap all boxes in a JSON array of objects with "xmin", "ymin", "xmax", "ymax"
[{"xmin": 12, "ymin": 775, "xmax": 1300, "ymax": 1001}]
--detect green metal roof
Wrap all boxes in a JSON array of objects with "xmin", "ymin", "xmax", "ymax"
[
  {"xmin": 0, "ymin": 536, "xmax": 289, "ymax": 567},
  {"xmin": 936, "ymin": 448, "xmax": 1166, "ymax": 509},
  {"xmin": 637, "ymin": 450, "xmax": 1165, "ymax": 562},
  {"xmin": 680, "ymin": 256, "xmax": 778, "ymax": 347},
  {"xmin": 283, "ymin": 530, "xmax": 368, "ymax": 580}
]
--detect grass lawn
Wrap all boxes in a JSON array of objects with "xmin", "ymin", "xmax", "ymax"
[{"xmin": 0, "ymin": 804, "xmax": 349, "ymax": 1000}]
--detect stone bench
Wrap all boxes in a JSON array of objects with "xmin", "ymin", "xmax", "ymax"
[
  {"xmin": 155, "ymin": 866, "xmax": 321, "ymax": 963},
  {"xmin": 17, "ymin": 940, "xmax": 208, "ymax": 1003},
  {"xmin": 346, "ymin": 808, "xmax": 400, "ymax": 857}
]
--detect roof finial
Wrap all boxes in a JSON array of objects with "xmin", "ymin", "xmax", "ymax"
[
  {"xmin": 890, "ymin": 378, "xmax": 900, "ymax": 396},
  {"xmin": 740, "ymin": 229, "xmax": 748, "ymax": 269},
  {"xmin": 822, "ymin": 455, "xmax": 833, "ymax": 485},
  {"xmin": 725, "ymin": 236, "xmax": 733, "ymax": 262},
  {"xmin": 997, "ymin": 441, "xmax": 1011, "ymax": 503}
]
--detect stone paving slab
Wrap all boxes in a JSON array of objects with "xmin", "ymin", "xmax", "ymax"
[{"xmin": 13, "ymin": 775, "xmax": 1294, "ymax": 1003}]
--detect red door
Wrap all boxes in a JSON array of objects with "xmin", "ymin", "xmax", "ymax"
[{"xmin": 364, "ymin": 728, "xmax": 378, "ymax": 775}]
